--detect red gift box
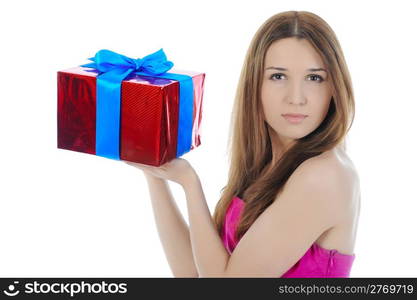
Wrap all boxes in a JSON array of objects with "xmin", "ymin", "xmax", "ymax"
[{"xmin": 57, "ymin": 66, "xmax": 205, "ymax": 166}]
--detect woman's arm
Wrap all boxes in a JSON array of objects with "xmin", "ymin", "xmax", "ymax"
[
  {"xmin": 143, "ymin": 172, "xmax": 199, "ymax": 277},
  {"xmin": 124, "ymin": 158, "xmax": 225, "ymax": 277},
  {"xmin": 182, "ymin": 174, "xmax": 231, "ymax": 277}
]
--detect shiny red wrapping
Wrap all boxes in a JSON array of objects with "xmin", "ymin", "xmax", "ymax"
[{"xmin": 57, "ymin": 66, "xmax": 205, "ymax": 166}]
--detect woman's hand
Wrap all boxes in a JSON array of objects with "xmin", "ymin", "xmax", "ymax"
[{"xmin": 123, "ymin": 158, "xmax": 197, "ymax": 187}]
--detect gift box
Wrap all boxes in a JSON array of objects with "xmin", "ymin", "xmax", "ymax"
[{"xmin": 57, "ymin": 49, "xmax": 205, "ymax": 166}]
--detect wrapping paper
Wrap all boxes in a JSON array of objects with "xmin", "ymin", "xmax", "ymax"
[{"xmin": 57, "ymin": 58, "xmax": 205, "ymax": 166}]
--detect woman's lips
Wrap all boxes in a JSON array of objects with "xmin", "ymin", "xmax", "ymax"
[{"xmin": 282, "ymin": 114, "xmax": 308, "ymax": 124}]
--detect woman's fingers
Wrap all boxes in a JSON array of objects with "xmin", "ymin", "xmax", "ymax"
[
  {"xmin": 124, "ymin": 161, "xmax": 146, "ymax": 167},
  {"xmin": 124, "ymin": 161, "xmax": 157, "ymax": 174}
]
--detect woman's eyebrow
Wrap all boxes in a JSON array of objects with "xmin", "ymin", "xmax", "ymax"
[
  {"xmin": 265, "ymin": 66, "xmax": 327, "ymax": 72},
  {"xmin": 307, "ymin": 67, "xmax": 327, "ymax": 72}
]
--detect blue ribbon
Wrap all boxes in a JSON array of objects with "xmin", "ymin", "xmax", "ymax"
[{"xmin": 80, "ymin": 49, "xmax": 194, "ymax": 160}]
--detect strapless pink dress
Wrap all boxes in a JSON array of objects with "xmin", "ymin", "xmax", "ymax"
[{"xmin": 221, "ymin": 196, "xmax": 355, "ymax": 277}]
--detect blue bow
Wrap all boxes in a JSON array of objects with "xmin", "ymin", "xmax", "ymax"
[
  {"xmin": 82, "ymin": 48, "xmax": 174, "ymax": 75},
  {"xmin": 80, "ymin": 49, "xmax": 194, "ymax": 161}
]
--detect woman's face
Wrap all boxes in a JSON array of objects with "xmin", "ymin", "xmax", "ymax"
[{"xmin": 261, "ymin": 37, "xmax": 334, "ymax": 149}]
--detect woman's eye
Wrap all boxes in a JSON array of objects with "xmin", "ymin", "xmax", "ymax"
[
  {"xmin": 270, "ymin": 73, "xmax": 285, "ymax": 80},
  {"xmin": 307, "ymin": 74, "xmax": 324, "ymax": 82}
]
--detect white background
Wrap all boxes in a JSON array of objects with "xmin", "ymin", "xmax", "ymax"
[{"xmin": 1, "ymin": 0, "xmax": 416, "ymax": 277}]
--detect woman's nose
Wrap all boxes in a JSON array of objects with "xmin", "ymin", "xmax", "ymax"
[{"xmin": 286, "ymin": 82, "xmax": 306, "ymax": 105}]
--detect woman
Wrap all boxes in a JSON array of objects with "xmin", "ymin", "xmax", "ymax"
[{"xmin": 125, "ymin": 10, "xmax": 361, "ymax": 278}]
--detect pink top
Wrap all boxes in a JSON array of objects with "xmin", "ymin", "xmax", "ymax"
[{"xmin": 221, "ymin": 195, "xmax": 355, "ymax": 277}]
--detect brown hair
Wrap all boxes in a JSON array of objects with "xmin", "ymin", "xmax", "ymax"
[{"xmin": 212, "ymin": 10, "xmax": 355, "ymax": 242}]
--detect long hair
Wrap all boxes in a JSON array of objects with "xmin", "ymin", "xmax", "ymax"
[{"xmin": 212, "ymin": 11, "xmax": 355, "ymax": 242}]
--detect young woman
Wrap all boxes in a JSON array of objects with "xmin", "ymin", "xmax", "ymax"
[{"xmin": 125, "ymin": 10, "xmax": 361, "ymax": 278}]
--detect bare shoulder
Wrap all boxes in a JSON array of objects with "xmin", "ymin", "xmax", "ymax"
[
  {"xmin": 285, "ymin": 147, "xmax": 360, "ymax": 214},
  {"xmin": 275, "ymin": 146, "xmax": 360, "ymax": 254}
]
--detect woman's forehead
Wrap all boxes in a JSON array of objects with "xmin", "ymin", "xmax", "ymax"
[{"xmin": 264, "ymin": 38, "xmax": 325, "ymax": 71}]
